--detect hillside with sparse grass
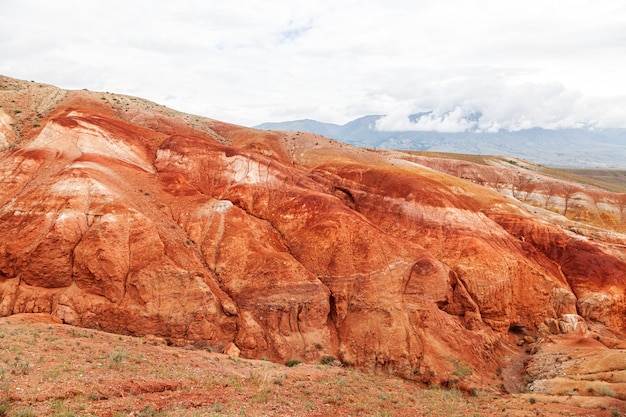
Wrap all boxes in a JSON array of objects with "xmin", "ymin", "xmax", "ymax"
[{"xmin": 1, "ymin": 315, "xmax": 623, "ymax": 417}]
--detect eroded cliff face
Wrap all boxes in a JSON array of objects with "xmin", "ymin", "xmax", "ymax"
[{"xmin": 1, "ymin": 76, "xmax": 625, "ymax": 387}]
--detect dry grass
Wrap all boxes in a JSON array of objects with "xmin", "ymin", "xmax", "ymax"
[
  {"xmin": 559, "ymin": 168, "xmax": 626, "ymax": 193},
  {"xmin": 403, "ymin": 150, "xmax": 626, "ymax": 192},
  {"xmin": 0, "ymin": 316, "xmax": 618, "ymax": 417},
  {"xmin": 402, "ymin": 150, "xmax": 498, "ymax": 166}
]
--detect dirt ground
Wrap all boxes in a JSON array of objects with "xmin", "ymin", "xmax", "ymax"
[{"xmin": 0, "ymin": 314, "xmax": 624, "ymax": 417}]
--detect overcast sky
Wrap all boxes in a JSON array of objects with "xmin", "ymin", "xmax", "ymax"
[{"xmin": 2, "ymin": 0, "xmax": 626, "ymax": 132}]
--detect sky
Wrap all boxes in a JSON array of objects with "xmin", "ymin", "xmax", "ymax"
[{"xmin": 2, "ymin": 0, "xmax": 626, "ymax": 132}]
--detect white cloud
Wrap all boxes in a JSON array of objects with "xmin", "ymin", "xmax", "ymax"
[
  {"xmin": 1, "ymin": 0, "xmax": 626, "ymax": 129},
  {"xmin": 376, "ymin": 77, "xmax": 626, "ymax": 132},
  {"xmin": 376, "ymin": 107, "xmax": 478, "ymax": 133}
]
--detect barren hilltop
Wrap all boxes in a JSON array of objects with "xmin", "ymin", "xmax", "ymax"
[{"xmin": 1, "ymin": 75, "xmax": 626, "ymax": 416}]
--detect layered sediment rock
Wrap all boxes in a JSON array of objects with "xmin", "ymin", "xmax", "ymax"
[{"xmin": 1, "ymin": 76, "xmax": 625, "ymax": 386}]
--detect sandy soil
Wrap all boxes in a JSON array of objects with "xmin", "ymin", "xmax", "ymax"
[{"xmin": 1, "ymin": 314, "xmax": 622, "ymax": 417}]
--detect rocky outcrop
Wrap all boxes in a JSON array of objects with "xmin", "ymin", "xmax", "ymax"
[
  {"xmin": 1, "ymin": 76, "xmax": 625, "ymax": 387},
  {"xmin": 404, "ymin": 153, "xmax": 626, "ymax": 234}
]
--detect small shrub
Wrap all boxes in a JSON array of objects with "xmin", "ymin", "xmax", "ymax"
[
  {"xmin": 12, "ymin": 408, "xmax": 36, "ymax": 417},
  {"xmin": 320, "ymin": 355, "xmax": 336, "ymax": 365},
  {"xmin": 43, "ymin": 369, "xmax": 61, "ymax": 381},
  {"xmin": 0, "ymin": 369, "xmax": 9, "ymax": 398},
  {"xmin": 88, "ymin": 391, "xmax": 101, "ymax": 401},
  {"xmin": 13, "ymin": 110, "xmax": 21, "ymax": 114},
  {"xmin": 49, "ymin": 399, "xmax": 74, "ymax": 415},
  {"xmin": 611, "ymin": 407, "xmax": 621, "ymax": 417},
  {"xmin": 253, "ymin": 387, "xmax": 271, "ymax": 403},
  {"xmin": 109, "ymin": 348, "xmax": 128, "ymax": 367},
  {"xmin": 451, "ymin": 359, "xmax": 472, "ymax": 377},
  {"xmin": 598, "ymin": 385, "xmax": 617, "ymax": 398},
  {"xmin": 247, "ymin": 370, "xmax": 262, "ymax": 387},
  {"xmin": 137, "ymin": 405, "xmax": 164, "ymax": 417},
  {"xmin": 0, "ymin": 400, "xmax": 9, "ymax": 417},
  {"xmin": 10, "ymin": 356, "xmax": 31, "ymax": 375},
  {"xmin": 529, "ymin": 397, "xmax": 536, "ymax": 404},
  {"xmin": 69, "ymin": 329, "xmax": 92, "ymax": 338},
  {"xmin": 286, "ymin": 359, "xmax": 301, "ymax": 367}
]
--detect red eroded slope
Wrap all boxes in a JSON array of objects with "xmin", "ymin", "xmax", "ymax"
[{"xmin": 1, "ymin": 76, "xmax": 625, "ymax": 389}]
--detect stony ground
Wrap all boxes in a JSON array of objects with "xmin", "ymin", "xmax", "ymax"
[{"xmin": 1, "ymin": 315, "xmax": 623, "ymax": 417}]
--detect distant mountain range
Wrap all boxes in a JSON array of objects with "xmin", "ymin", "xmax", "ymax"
[{"xmin": 255, "ymin": 115, "xmax": 626, "ymax": 169}]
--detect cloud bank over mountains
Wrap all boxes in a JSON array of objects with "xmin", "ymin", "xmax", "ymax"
[
  {"xmin": 1, "ymin": 1, "xmax": 626, "ymax": 129},
  {"xmin": 375, "ymin": 80, "xmax": 624, "ymax": 133}
]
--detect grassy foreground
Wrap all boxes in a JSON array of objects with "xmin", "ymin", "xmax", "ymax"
[{"xmin": 0, "ymin": 315, "xmax": 620, "ymax": 417}]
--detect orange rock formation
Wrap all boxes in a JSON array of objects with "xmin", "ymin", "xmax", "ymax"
[{"xmin": 1, "ymin": 76, "xmax": 625, "ymax": 388}]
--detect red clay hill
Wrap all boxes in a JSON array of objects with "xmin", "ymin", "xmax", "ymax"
[{"xmin": 2, "ymin": 75, "xmax": 626, "ymax": 392}]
